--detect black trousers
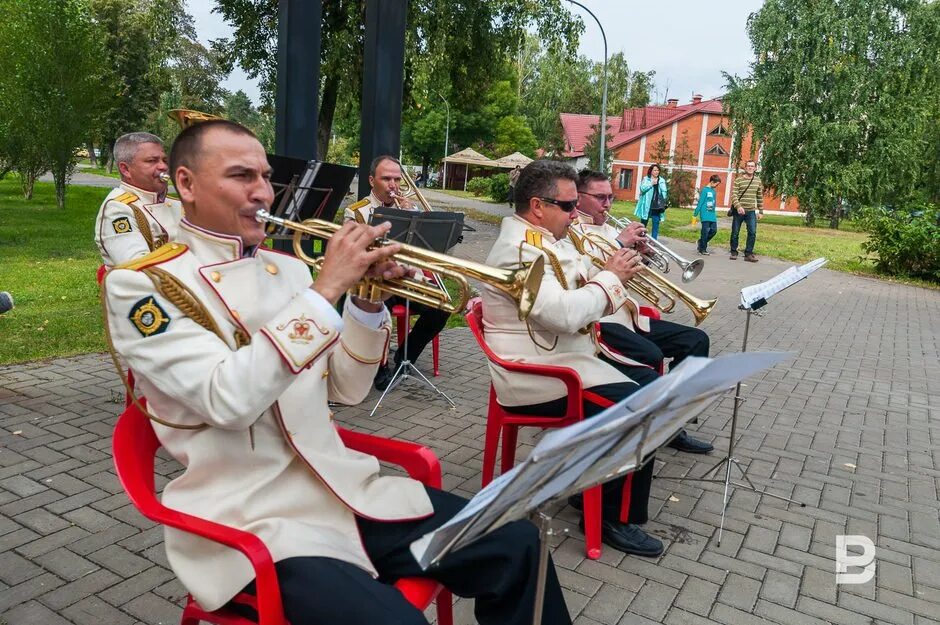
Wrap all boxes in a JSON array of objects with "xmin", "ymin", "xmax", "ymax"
[
  {"xmin": 385, "ymin": 296, "xmax": 450, "ymax": 365},
  {"xmin": 600, "ymin": 318, "xmax": 710, "ymax": 369},
  {"xmin": 232, "ymin": 487, "xmax": 570, "ymax": 625},
  {"xmin": 509, "ymin": 381, "xmax": 655, "ymax": 523}
]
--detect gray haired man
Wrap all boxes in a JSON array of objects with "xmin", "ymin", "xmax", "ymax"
[{"xmin": 94, "ymin": 132, "xmax": 183, "ymax": 267}]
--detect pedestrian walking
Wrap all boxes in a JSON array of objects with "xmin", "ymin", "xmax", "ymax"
[
  {"xmin": 634, "ymin": 164, "xmax": 668, "ymax": 240},
  {"xmin": 693, "ymin": 175, "xmax": 721, "ymax": 254},
  {"xmin": 729, "ymin": 160, "xmax": 764, "ymax": 262}
]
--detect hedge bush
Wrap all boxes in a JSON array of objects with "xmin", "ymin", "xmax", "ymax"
[
  {"xmin": 487, "ymin": 173, "xmax": 511, "ymax": 202},
  {"xmin": 858, "ymin": 203, "xmax": 940, "ymax": 282},
  {"xmin": 466, "ymin": 177, "xmax": 490, "ymax": 196}
]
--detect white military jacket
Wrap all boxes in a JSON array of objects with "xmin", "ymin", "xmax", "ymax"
[
  {"xmin": 482, "ymin": 215, "xmax": 637, "ymax": 407},
  {"xmin": 95, "ymin": 181, "xmax": 183, "ymax": 267},
  {"xmin": 103, "ymin": 219, "xmax": 433, "ymax": 612},
  {"xmin": 343, "ymin": 192, "xmax": 383, "ymax": 223}
]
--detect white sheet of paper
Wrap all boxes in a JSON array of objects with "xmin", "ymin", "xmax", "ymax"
[{"xmin": 740, "ymin": 257, "xmax": 827, "ymax": 308}]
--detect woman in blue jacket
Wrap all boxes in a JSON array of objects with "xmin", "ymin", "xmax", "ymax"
[{"xmin": 633, "ymin": 164, "xmax": 668, "ymax": 239}]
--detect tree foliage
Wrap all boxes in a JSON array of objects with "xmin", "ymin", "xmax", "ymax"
[
  {"xmin": 724, "ymin": 0, "xmax": 940, "ymax": 228},
  {"xmin": 0, "ymin": 0, "xmax": 109, "ymax": 206},
  {"xmin": 582, "ymin": 123, "xmax": 614, "ymax": 173}
]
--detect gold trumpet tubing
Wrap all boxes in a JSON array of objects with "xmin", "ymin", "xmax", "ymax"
[
  {"xmin": 605, "ymin": 213, "xmax": 671, "ymax": 274},
  {"xmin": 257, "ymin": 210, "xmax": 542, "ymax": 320},
  {"xmin": 399, "ymin": 168, "xmax": 434, "ymax": 212},
  {"xmin": 638, "ymin": 266, "xmax": 716, "ymax": 326}
]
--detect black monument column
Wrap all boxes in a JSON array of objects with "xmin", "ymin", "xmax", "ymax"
[
  {"xmin": 358, "ymin": 0, "xmax": 408, "ymax": 198},
  {"xmin": 275, "ymin": 0, "xmax": 321, "ymax": 160}
]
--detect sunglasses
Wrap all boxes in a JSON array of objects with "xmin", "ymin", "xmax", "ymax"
[
  {"xmin": 537, "ymin": 197, "xmax": 579, "ymax": 212},
  {"xmin": 579, "ymin": 191, "xmax": 615, "ymax": 203}
]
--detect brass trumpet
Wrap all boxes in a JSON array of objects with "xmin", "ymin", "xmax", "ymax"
[
  {"xmin": 255, "ymin": 209, "xmax": 543, "ymax": 320},
  {"xmin": 568, "ymin": 229, "xmax": 717, "ymax": 326},
  {"xmin": 607, "ymin": 213, "xmax": 704, "ymax": 282}
]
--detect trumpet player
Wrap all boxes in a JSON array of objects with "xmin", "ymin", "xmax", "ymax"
[
  {"xmin": 345, "ymin": 155, "xmax": 450, "ymax": 391},
  {"xmin": 102, "ymin": 120, "xmax": 572, "ymax": 625},
  {"xmin": 94, "ymin": 132, "xmax": 183, "ymax": 266},
  {"xmin": 482, "ymin": 160, "xmax": 664, "ymax": 557},
  {"xmin": 573, "ymin": 169, "xmax": 713, "ymax": 454}
]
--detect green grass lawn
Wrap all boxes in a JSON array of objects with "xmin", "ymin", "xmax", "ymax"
[
  {"xmin": 609, "ymin": 203, "xmax": 889, "ymax": 278},
  {"xmin": 0, "ymin": 179, "xmax": 108, "ymax": 365}
]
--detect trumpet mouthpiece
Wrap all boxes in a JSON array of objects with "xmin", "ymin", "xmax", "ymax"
[{"xmin": 158, "ymin": 172, "xmax": 171, "ymax": 183}]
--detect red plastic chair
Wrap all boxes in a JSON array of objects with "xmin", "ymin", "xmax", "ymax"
[
  {"xmin": 391, "ymin": 304, "xmax": 440, "ymax": 376},
  {"xmin": 112, "ymin": 401, "xmax": 453, "ymax": 625},
  {"xmin": 466, "ymin": 300, "xmax": 635, "ymax": 559}
]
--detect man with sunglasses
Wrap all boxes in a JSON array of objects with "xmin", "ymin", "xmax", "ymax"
[
  {"xmin": 480, "ymin": 160, "xmax": 664, "ymax": 557},
  {"xmin": 571, "ymin": 170, "xmax": 714, "ymax": 455}
]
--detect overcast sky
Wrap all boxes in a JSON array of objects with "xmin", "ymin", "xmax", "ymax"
[{"xmin": 189, "ymin": 0, "xmax": 765, "ymax": 107}]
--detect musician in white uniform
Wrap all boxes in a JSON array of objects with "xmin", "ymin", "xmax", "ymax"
[
  {"xmin": 572, "ymin": 169, "xmax": 713, "ymax": 454},
  {"xmin": 94, "ymin": 132, "xmax": 182, "ymax": 266},
  {"xmin": 102, "ymin": 121, "xmax": 571, "ymax": 625},
  {"xmin": 481, "ymin": 160, "xmax": 664, "ymax": 557},
  {"xmin": 345, "ymin": 155, "xmax": 450, "ymax": 391}
]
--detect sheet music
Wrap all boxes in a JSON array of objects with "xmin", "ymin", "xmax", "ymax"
[
  {"xmin": 740, "ymin": 258, "xmax": 827, "ymax": 309},
  {"xmin": 410, "ymin": 351, "xmax": 792, "ymax": 569}
]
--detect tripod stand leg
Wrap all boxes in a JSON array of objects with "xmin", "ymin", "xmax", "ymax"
[
  {"xmin": 406, "ymin": 362, "xmax": 456, "ymax": 408},
  {"xmin": 369, "ymin": 360, "xmax": 410, "ymax": 417},
  {"xmin": 531, "ymin": 512, "xmax": 552, "ymax": 625},
  {"xmin": 717, "ymin": 452, "xmax": 734, "ymax": 546}
]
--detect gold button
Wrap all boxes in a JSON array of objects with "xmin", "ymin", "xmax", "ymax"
[
  {"xmin": 210, "ymin": 271, "xmax": 221, "ymax": 282},
  {"xmin": 322, "ymin": 370, "xmax": 330, "ymax": 378},
  {"xmin": 265, "ymin": 264, "xmax": 278, "ymax": 275}
]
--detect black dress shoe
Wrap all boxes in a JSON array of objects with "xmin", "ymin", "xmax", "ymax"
[
  {"xmin": 580, "ymin": 519, "xmax": 663, "ymax": 557},
  {"xmin": 373, "ymin": 363, "xmax": 396, "ymax": 391},
  {"xmin": 667, "ymin": 430, "xmax": 714, "ymax": 454}
]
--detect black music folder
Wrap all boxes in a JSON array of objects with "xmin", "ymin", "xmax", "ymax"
[{"xmin": 370, "ymin": 207, "xmax": 465, "ymax": 254}]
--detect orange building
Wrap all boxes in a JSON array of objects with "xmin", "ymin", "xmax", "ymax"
[{"xmin": 559, "ymin": 96, "xmax": 799, "ymax": 212}]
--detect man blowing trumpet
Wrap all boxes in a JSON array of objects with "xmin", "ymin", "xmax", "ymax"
[{"xmin": 101, "ymin": 120, "xmax": 571, "ymax": 625}]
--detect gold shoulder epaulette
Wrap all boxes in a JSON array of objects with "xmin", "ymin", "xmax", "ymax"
[
  {"xmin": 348, "ymin": 197, "xmax": 371, "ymax": 211},
  {"xmin": 524, "ymin": 229, "xmax": 544, "ymax": 249},
  {"xmin": 116, "ymin": 243, "xmax": 188, "ymax": 271},
  {"xmin": 112, "ymin": 191, "xmax": 140, "ymax": 205}
]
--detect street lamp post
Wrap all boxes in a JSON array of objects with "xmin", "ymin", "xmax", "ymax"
[
  {"xmin": 434, "ymin": 91, "xmax": 450, "ymax": 189},
  {"xmin": 566, "ymin": 0, "xmax": 607, "ymax": 171}
]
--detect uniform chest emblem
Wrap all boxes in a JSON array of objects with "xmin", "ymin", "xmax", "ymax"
[
  {"xmin": 129, "ymin": 296, "xmax": 171, "ymax": 337},
  {"xmin": 277, "ymin": 314, "xmax": 327, "ymax": 344},
  {"xmin": 113, "ymin": 217, "xmax": 132, "ymax": 234}
]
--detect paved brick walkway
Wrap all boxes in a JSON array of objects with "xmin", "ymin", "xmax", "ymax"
[{"xmin": 1, "ymin": 234, "xmax": 939, "ymax": 625}]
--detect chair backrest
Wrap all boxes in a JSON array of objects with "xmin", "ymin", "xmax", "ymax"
[
  {"xmin": 112, "ymin": 402, "xmax": 163, "ymax": 518},
  {"xmin": 466, "ymin": 300, "xmax": 507, "ymax": 367}
]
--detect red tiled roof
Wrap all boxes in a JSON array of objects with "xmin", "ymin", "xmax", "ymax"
[{"xmin": 559, "ymin": 98, "xmax": 725, "ymax": 157}]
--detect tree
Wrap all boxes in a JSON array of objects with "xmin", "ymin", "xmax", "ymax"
[
  {"xmin": 582, "ymin": 122, "xmax": 614, "ymax": 173},
  {"xmin": 212, "ymin": 0, "xmax": 582, "ymax": 158},
  {"xmin": 493, "ymin": 116, "xmax": 537, "ymax": 158},
  {"xmin": 670, "ymin": 130, "xmax": 696, "ymax": 207},
  {"xmin": 626, "ymin": 71, "xmax": 654, "ymax": 108},
  {"xmin": 0, "ymin": 0, "xmax": 109, "ymax": 206},
  {"xmin": 724, "ymin": 0, "xmax": 940, "ymax": 227}
]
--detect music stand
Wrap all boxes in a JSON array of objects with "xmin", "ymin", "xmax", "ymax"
[
  {"xmin": 661, "ymin": 258, "xmax": 826, "ymax": 545},
  {"xmin": 409, "ymin": 352, "xmax": 790, "ymax": 625},
  {"xmin": 368, "ymin": 208, "xmax": 465, "ymax": 416},
  {"xmin": 264, "ymin": 154, "xmax": 356, "ymax": 258}
]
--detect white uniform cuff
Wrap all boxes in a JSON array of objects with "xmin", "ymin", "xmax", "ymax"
[
  {"xmin": 343, "ymin": 296, "xmax": 388, "ymax": 330},
  {"xmin": 301, "ymin": 289, "xmax": 344, "ymax": 333}
]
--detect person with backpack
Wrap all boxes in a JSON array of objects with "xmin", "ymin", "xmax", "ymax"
[{"xmin": 633, "ymin": 164, "xmax": 668, "ymax": 240}]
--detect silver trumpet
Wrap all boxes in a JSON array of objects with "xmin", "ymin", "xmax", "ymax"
[{"xmin": 606, "ymin": 213, "xmax": 704, "ymax": 282}]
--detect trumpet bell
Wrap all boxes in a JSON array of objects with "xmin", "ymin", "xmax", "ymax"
[
  {"xmin": 682, "ymin": 258, "xmax": 704, "ymax": 282},
  {"xmin": 167, "ymin": 109, "xmax": 224, "ymax": 129}
]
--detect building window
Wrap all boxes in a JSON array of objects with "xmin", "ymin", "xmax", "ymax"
[
  {"xmin": 618, "ymin": 168, "xmax": 634, "ymax": 189},
  {"xmin": 708, "ymin": 122, "xmax": 729, "ymax": 136},
  {"xmin": 705, "ymin": 144, "xmax": 729, "ymax": 156}
]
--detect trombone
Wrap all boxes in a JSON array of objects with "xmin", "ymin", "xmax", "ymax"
[
  {"xmin": 391, "ymin": 167, "xmax": 434, "ymax": 212},
  {"xmin": 255, "ymin": 209, "xmax": 543, "ymax": 321},
  {"xmin": 568, "ymin": 229, "xmax": 717, "ymax": 326},
  {"xmin": 606, "ymin": 213, "xmax": 704, "ymax": 282}
]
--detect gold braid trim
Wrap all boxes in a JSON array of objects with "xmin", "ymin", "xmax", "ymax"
[
  {"xmin": 99, "ymin": 280, "xmax": 206, "ymax": 431},
  {"xmin": 130, "ymin": 204, "xmax": 156, "ymax": 252},
  {"xmin": 142, "ymin": 267, "xmax": 226, "ymax": 341},
  {"xmin": 517, "ymin": 241, "xmax": 558, "ymax": 352}
]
